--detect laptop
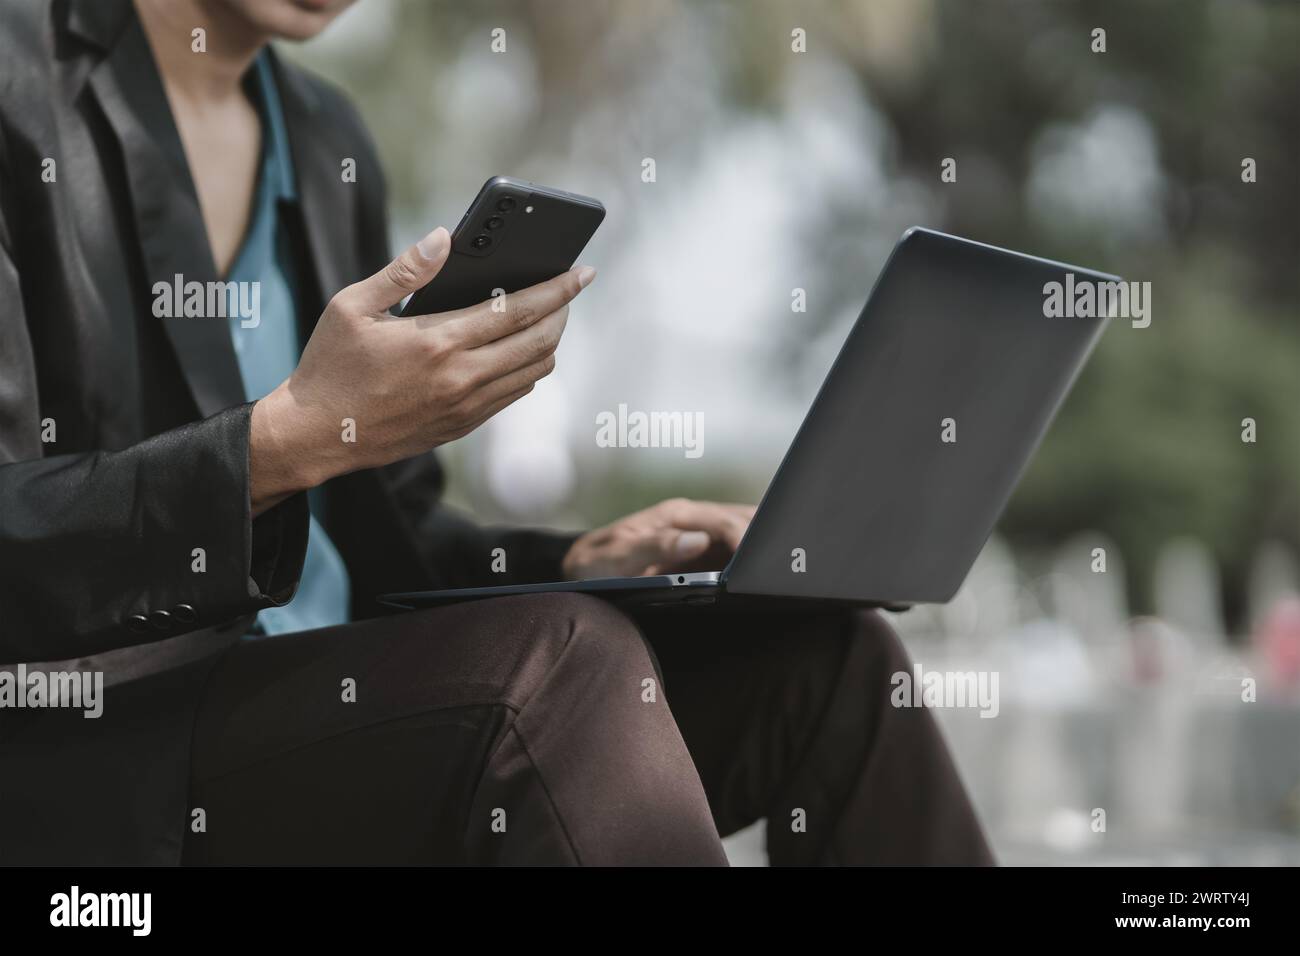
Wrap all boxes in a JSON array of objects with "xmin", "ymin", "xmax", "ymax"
[{"xmin": 382, "ymin": 227, "xmax": 1116, "ymax": 612}]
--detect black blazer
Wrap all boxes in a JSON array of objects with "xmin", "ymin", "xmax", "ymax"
[{"xmin": 0, "ymin": 0, "xmax": 576, "ymax": 864}]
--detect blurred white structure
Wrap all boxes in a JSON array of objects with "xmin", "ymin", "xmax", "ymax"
[{"xmin": 769, "ymin": 535, "xmax": 1300, "ymax": 865}]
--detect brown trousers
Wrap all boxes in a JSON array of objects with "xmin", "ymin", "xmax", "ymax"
[{"xmin": 181, "ymin": 593, "xmax": 993, "ymax": 865}]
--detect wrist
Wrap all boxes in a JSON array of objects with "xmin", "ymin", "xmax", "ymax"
[{"xmin": 249, "ymin": 383, "xmax": 335, "ymax": 514}]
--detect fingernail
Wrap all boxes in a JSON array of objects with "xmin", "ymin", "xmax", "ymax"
[
  {"xmin": 575, "ymin": 265, "xmax": 597, "ymax": 289},
  {"xmin": 417, "ymin": 227, "xmax": 448, "ymax": 261},
  {"xmin": 674, "ymin": 530, "xmax": 709, "ymax": 559}
]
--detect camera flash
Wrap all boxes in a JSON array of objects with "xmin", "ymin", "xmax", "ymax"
[{"xmin": 524, "ymin": 205, "xmax": 534, "ymax": 213}]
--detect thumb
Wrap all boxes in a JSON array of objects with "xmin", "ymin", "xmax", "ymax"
[
  {"xmin": 671, "ymin": 530, "xmax": 711, "ymax": 562},
  {"xmin": 643, "ymin": 529, "xmax": 711, "ymax": 574},
  {"xmin": 348, "ymin": 226, "xmax": 450, "ymax": 315},
  {"xmin": 624, "ymin": 528, "xmax": 711, "ymax": 576}
]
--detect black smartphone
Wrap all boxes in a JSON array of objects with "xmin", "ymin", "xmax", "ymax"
[{"xmin": 400, "ymin": 176, "xmax": 605, "ymax": 317}]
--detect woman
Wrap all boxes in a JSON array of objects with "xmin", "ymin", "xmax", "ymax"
[{"xmin": 0, "ymin": 0, "xmax": 992, "ymax": 865}]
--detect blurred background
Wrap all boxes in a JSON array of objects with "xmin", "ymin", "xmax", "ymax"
[{"xmin": 285, "ymin": 0, "xmax": 1300, "ymax": 864}]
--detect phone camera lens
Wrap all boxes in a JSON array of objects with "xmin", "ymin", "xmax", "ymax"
[
  {"xmin": 471, "ymin": 235, "xmax": 491, "ymax": 249},
  {"xmin": 496, "ymin": 197, "xmax": 517, "ymax": 213},
  {"xmin": 484, "ymin": 216, "xmax": 504, "ymax": 230}
]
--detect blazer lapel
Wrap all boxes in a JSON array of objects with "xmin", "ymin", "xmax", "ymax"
[
  {"xmin": 77, "ymin": 2, "xmax": 246, "ymax": 418},
  {"xmin": 273, "ymin": 53, "xmax": 354, "ymax": 340}
]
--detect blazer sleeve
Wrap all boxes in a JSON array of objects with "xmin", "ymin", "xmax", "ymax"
[
  {"xmin": 0, "ymin": 158, "xmax": 308, "ymax": 664},
  {"xmin": 379, "ymin": 452, "xmax": 581, "ymax": 588},
  {"xmin": 420, "ymin": 507, "xmax": 581, "ymax": 589},
  {"xmin": 346, "ymin": 98, "xmax": 582, "ymax": 588}
]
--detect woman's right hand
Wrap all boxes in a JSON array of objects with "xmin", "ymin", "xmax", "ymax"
[{"xmin": 249, "ymin": 226, "xmax": 595, "ymax": 514}]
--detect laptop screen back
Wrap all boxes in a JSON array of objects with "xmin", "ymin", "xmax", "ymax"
[{"xmin": 723, "ymin": 228, "xmax": 1116, "ymax": 604}]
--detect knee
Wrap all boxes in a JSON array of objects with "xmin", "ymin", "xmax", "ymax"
[
  {"xmin": 491, "ymin": 592, "xmax": 660, "ymax": 700},
  {"xmin": 790, "ymin": 607, "xmax": 913, "ymax": 679},
  {"xmin": 818, "ymin": 609, "xmax": 915, "ymax": 701},
  {"xmin": 544, "ymin": 592, "xmax": 658, "ymax": 678},
  {"xmin": 852, "ymin": 609, "xmax": 913, "ymax": 673},
  {"xmin": 505, "ymin": 591, "xmax": 646, "ymax": 651}
]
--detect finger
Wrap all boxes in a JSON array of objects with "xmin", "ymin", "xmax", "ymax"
[
  {"xmin": 344, "ymin": 227, "xmax": 450, "ymax": 315},
  {"xmin": 624, "ymin": 528, "xmax": 711, "ymax": 577},
  {"xmin": 441, "ymin": 265, "xmax": 594, "ymax": 348},
  {"xmin": 457, "ymin": 382, "xmax": 538, "ymax": 438},
  {"xmin": 468, "ymin": 304, "xmax": 568, "ymax": 377},
  {"xmin": 694, "ymin": 500, "xmax": 757, "ymax": 533},
  {"xmin": 473, "ymin": 352, "xmax": 558, "ymax": 409},
  {"xmin": 658, "ymin": 499, "xmax": 749, "ymax": 551},
  {"xmin": 641, "ymin": 529, "xmax": 713, "ymax": 575},
  {"xmin": 711, "ymin": 502, "xmax": 757, "ymax": 518}
]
